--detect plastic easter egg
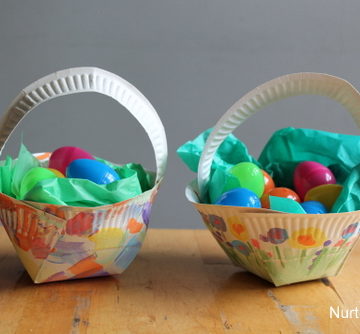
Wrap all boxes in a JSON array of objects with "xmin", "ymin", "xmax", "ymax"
[
  {"xmin": 215, "ymin": 188, "xmax": 261, "ymax": 208},
  {"xmin": 49, "ymin": 146, "xmax": 94, "ymax": 175},
  {"xmin": 262, "ymin": 170, "xmax": 275, "ymax": 194},
  {"xmin": 67, "ymin": 159, "xmax": 120, "ymax": 185},
  {"xmin": 47, "ymin": 168, "xmax": 65, "ymax": 178},
  {"xmin": 261, "ymin": 187, "xmax": 300, "ymax": 209},
  {"xmin": 301, "ymin": 201, "xmax": 328, "ymax": 214},
  {"xmin": 293, "ymin": 161, "xmax": 336, "ymax": 200},
  {"xmin": 20, "ymin": 167, "xmax": 59, "ymax": 198},
  {"xmin": 229, "ymin": 162, "xmax": 265, "ymax": 197},
  {"xmin": 304, "ymin": 184, "xmax": 342, "ymax": 211}
]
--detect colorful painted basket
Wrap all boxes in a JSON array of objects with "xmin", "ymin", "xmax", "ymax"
[
  {"xmin": 0, "ymin": 67, "xmax": 167, "ymax": 283},
  {"xmin": 186, "ymin": 73, "xmax": 360, "ymax": 286}
]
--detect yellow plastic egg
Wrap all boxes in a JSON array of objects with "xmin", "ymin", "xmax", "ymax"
[
  {"xmin": 47, "ymin": 168, "xmax": 65, "ymax": 178},
  {"xmin": 304, "ymin": 184, "xmax": 343, "ymax": 211}
]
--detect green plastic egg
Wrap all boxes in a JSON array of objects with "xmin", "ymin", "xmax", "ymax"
[
  {"xmin": 229, "ymin": 162, "xmax": 265, "ymax": 197},
  {"xmin": 20, "ymin": 167, "xmax": 58, "ymax": 199}
]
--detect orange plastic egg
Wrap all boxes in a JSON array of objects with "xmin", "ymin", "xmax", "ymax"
[
  {"xmin": 261, "ymin": 187, "xmax": 300, "ymax": 209},
  {"xmin": 262, "ymin": 170, "xmax": 275, "ymax": 194}
]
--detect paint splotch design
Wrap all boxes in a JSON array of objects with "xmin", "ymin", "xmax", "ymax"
[{"xmin": 0, "ymin": 183, "xmax": 160, "ymax": 283}]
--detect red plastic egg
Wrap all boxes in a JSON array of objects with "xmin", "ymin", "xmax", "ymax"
[{"xmin": 293, "ymin": 161, "xmax": 336, "ymax": 200}]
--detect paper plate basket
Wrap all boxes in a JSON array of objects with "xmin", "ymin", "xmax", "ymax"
[
  {"xmin": 186, "ymin": 73, "xmax": 360, "ymax": 286},
  {"xmin": 0, "ymin": 67, "xmax": 167, "ymax": 283}
]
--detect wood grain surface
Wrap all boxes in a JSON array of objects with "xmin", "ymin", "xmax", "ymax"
[{"xmin": 0, "ymin": 226, "xmax": 359, "ymax": 334}]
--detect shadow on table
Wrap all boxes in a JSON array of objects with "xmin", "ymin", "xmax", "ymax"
[
  {"xmin": 0, "ymin": 253, "xmax": 33, "ymax": 291},
  {"xmin": 0, "ymin": 245, "xmax": 318, "ymax": 297}
]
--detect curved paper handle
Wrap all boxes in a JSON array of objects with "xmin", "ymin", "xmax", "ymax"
[
  {"xmin": 0, "ymin": 67, "xmax": 167, "ymax": 183},
  {"xmin": 198, "ymin": 72, "xmax": 360, "ymax": 200}
]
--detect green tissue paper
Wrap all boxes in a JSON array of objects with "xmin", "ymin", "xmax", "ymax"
[
  {"xmin": 0, "ymin": 144, "xmax": 153, "ymax": 207},
  {"xmin": 177, "ymin": 127, "xmax": 360, "ymax": 213}
]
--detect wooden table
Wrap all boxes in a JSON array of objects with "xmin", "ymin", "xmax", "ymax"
[{"xmin": 0, "ymin": 226, "xmax": 359, "ymax": 334}]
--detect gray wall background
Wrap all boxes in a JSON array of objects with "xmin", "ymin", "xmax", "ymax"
[{"xmin": 0, "ymin": 1, "xmax": 360, "ymax": 228}]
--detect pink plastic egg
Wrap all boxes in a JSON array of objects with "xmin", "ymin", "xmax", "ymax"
[
  {"xmin": 293, "ymin": 161, "xmax": 336, "ymax": 200},
  {"xmin": 49, "ymin": 147, "xmax": 94, "ymax": 175}
]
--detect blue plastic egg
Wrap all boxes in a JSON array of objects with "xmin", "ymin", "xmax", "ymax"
[
  {"xmin": 215, "ymin": 188, "xmax": 261, "ymax": 207},
  {"xmin": 67, "ymin": 159, "xmax": 120, "ymax": 185},
  {"xmin": 300, "ymin": 200, "xmax": 328, "ymax": 214}
]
